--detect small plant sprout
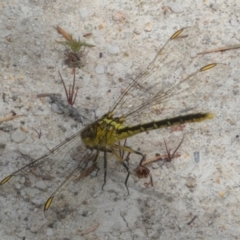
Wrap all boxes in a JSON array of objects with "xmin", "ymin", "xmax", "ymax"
[
  {"xmin": 58, "ymin": 68, "xmax": 79, "ymax": 106},
  {"xmin": 56, "ymin": 26, "xmax": 95, "ymax": 68}
]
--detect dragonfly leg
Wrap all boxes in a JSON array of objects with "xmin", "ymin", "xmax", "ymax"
[{"xmin": 102, "ymin": 150, "xmax": 108, "ymax": 190}]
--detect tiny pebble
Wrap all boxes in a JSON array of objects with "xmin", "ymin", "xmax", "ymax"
[
  {"xmin": 79, "ymin": 7, "xmax": 88, "ymax": 20},
  {"xmin": 108, "ymin": 45, "xmax": 120, "ymax": 54},
  {"xmin": 133, "ymin": 28, "xmax": 141, "ymax": 35},
  {"xmin": 11, "ymin": 131, "xmax": 27, "ymax": 143},
  {"xmin": 35, "ymin": 180, "xmax": 47, "ymax": 190},
  {"xmin": 190, "ymin": 50, "xmax": 197, "ymax": 58},
  {"xmin": 210, "ymin": 3, "xmax": 220, "ymax": 11},
  {"xmin": 51, "ymin": 103, "xmax": 62, "ymax": 114},
  {"xmin": 167, "ymin": 2, "xmax": 184, "ymax": 12},
  {"xmin": 112, "ymin": 11, "xmax": 126, "ymax": 22},
  {"xmin": 22, "ymin": 187, "xmax": 40, "ymax": 198},
  {"xmin": 185, "ymin": 177, "xmax": 197, "ymax": 189},
  {"xmin": 144, "ymin": 22, "xmax": 153, "ymax": 32},
  {"xmin": 193, "ymin": 151, "xmax": 200, "ymax": 163},
  {"xmin": 31, "ymin": 197, "xmax": 43, "ymax": 205},
  {"xmin": 14, "ymin": 182, "xmax": 22, "ymax": 190},
  {"xmin": 230, "ymin": 18, "xmax": 238, "ymax": 27},
  {"xmin": 95, "ymin": 64, "xmax": 105, "ymax": 74},
  {"xmin": 35, "ymin": 40, "xmax": 41, "ymax": 46},
  {"xmin": 46, "ymin": 228, "xmax": 54, "ymax": 236}
]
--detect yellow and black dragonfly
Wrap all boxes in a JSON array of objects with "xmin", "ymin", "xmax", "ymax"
[{"xmin": 0, "ymin": 27, "xmax": 228, "ymax": 220}]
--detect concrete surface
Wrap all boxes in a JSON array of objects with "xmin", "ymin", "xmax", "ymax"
[{"xmin": 1, "ymin": 0, "xmax": 240, "ymax": 239}]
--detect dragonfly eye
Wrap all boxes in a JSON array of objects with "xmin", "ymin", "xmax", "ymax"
[{"xmin": 81, "ymin": 125, "xmax": 97, "ymax": 140}]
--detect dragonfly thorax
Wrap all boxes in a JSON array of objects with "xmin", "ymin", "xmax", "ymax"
[{"xmin": 80, "ymin": 112, "xmax": 126, "ymax": 149}]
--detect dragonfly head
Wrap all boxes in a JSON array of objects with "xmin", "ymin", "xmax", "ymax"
[{"xmin": 80, "ymin": 123, "xmax": 98, "ymax": 148}]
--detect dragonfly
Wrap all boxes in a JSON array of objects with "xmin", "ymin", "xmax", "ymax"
[{"xmin": 0, "ymin": 27, "xmax": 227, "ymax": 220}]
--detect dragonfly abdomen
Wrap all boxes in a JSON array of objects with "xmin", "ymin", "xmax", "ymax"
[{"xmin": 116, "ymin": 112, "xmax": 214, "ymax": 139}]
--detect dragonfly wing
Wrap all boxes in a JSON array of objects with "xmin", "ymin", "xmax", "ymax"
[
  {"xmin": 43, "ymin": 150, "xmax": 99, "ymax": 221},
  {"xmin": 0, "ymin": 131, "xmax": 84, "ymax": 186},
  {"xmin": 109, "ymin": 27, "xmax": 230, "ymax": 124},
  {"xmin": 0, "ymin": 132, "xmax": 100, "ymax": 219},
  {"xmin": 44, "ymin": 149, "xmax": 126, "ymax": 222}
]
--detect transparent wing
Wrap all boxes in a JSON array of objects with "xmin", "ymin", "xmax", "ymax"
[
  {"xmin": 110, "ymin": 27, "xmax": 229, "ymax": 124},
  {"xmin": 0, "ymin": 132, "xmax": 98, "ymax": 217},
  {"xmin": 43, "ymin": 150, "xmax": 98, "ymax": 221},
  {"xmin": 44, "ymin": 140, "xmax": 133, "ymax": 221},
  {"xmin": 0, "ymin": 131, "xmax": 84, "ymax": 185},
  {"xmin": 0, "ymin": 130, "xmax": 128, "ymax": 221}
]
